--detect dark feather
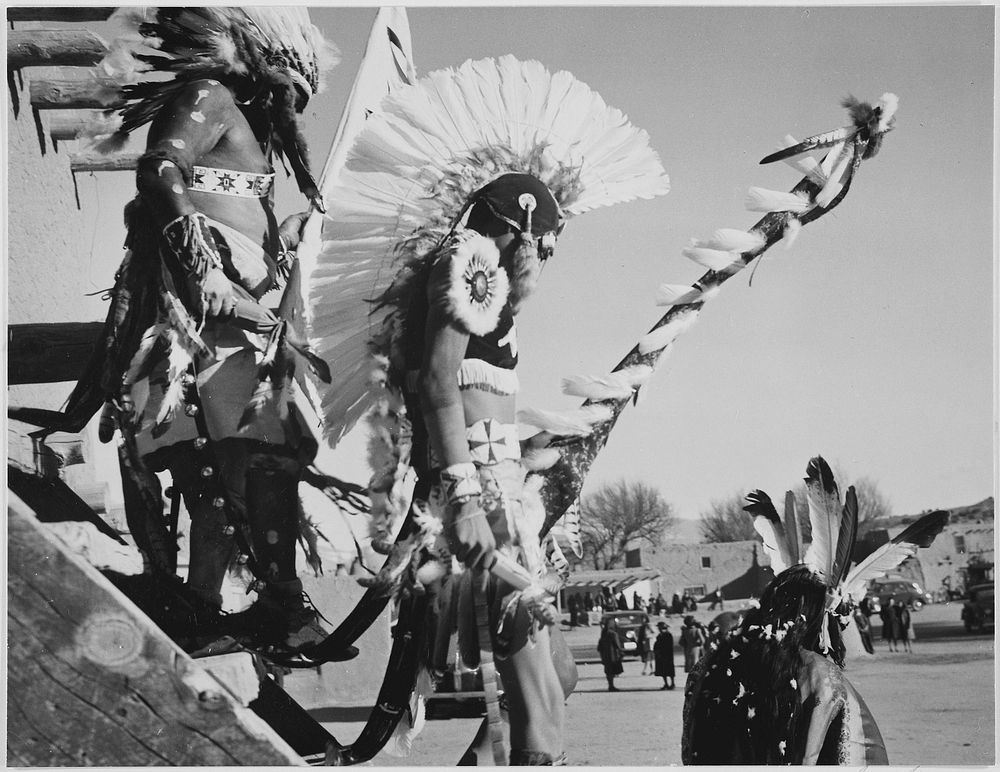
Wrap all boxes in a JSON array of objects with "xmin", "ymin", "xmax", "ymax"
[
  {"xmin": 783, "ymin": 491, "xmax": 801, "ymax": 566},
  {"xmin": 833, "ymin": 486, "xmax": 859, "ymax": 585},
  {"xmin": 744, "ymin": 489, "xmax": 780, "ymax": 522},
  {"xmin": 759, "ymin": 126, "xmax": 853, "ymax": 164},
  {"xmin": 892, "ymin": 509, "xmax": 950, "ymax": 548}
]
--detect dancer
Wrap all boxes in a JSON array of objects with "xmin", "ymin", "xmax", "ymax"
[
  {"xmin": 306, "ymin": 56, "xmax": 669, "ymax": 764},
  {"xmin": 682, "ymin": 456, "xmax": 947, "ymax": 764},
  {"xmin": 23, "ymin": 8, "xmax": 340, "ymax": 655}
]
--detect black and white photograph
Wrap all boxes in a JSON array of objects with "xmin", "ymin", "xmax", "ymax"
[{"xmin": 5, "ymin": 3, "xmax": 995, "ymax": 766}]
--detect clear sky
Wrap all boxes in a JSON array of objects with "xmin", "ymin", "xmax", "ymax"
[{"xmin": 78, "ymin": 4, "xmax": 996, "ymax": 524}]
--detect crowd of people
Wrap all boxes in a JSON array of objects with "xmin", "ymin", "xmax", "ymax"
[{"xmin": 567, "ymin": 588, "xmax": 707, "ymax": 626}]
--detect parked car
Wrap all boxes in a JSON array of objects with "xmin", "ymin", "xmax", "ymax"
[
  {"xmin": 870, "ymin": 578, "xmax": 933, "ymax": 610},
  {"xmin": 600, "ymin": 610, "xmax": 649, "ymax": 657},
  {"xmin": 961, "ymin": 582, "xmax": 994, "ymax": 633}
]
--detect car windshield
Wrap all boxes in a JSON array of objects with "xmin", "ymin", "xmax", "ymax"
[{"xmin": 610, "ymin": 613, "xmax": 644, "ymax": 625}]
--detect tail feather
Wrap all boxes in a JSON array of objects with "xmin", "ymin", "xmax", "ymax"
[
  {"xmin": 832, "ymin": 485, "xmax": 859, "ymax": 584},
  {"xmin": 842, "ymin": 510, "xmax": 949, "ymax": 601},
  {"xmin": 783, "ymin": 490, "xmax": 801, "ymax": 566},
  {"xmin": 802, "ymin": 455, "xmax": 841, "ymax": 580},
  {"xmin": 744, "ymin": 489, "xmax": 792, "ymax": 574}
]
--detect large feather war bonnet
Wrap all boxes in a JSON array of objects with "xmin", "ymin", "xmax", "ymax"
[
  {"xmin": 306, "ymin": 55, "xmax": 671, "ymax": 449},
  {"xmin": 94, "ymin": 7, "xmax": 338, "ymax": 198}
]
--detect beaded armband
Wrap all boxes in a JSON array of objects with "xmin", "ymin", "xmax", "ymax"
[
  {"xmin": 439, "ymin": 461, "xmax": 483, "ymax": 505},
  {"xmin": 162, "ymin": 212, "xmax": 224, "ymax": 281}
]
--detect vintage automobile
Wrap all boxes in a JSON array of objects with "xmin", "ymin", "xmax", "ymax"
[
  {"xmin": 961, "ymin": 581, "xmax": 994, "ymax": 633},
  {"xmin": 870, "ymin": 578, "xmax": 933, "ymax": 610},
  {"xmin": 599, "ymin": 610, "xmax": 650, "ymax": 657}
]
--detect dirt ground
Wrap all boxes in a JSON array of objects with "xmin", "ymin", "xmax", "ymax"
[{"xmin": 320, "ymin": 602, "xmax": 995, "ymax": 766}]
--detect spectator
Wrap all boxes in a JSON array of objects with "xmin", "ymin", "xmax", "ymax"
[
  {"xmin": 617, "ymin": 592, "xmax": 629, "ymax": 611},
  {"xmin": 879, "ymin": 600, "xmax": 897, "ymax": 652},
  {"xmin": 655, "ymin": 593, "xmax": 667, "ymax": 616},
  {"xmin": 638, "ymin": 619, "xmax": 654, "ymax": 675},
  {"xmin": 680, "ymin": 615, "xmax": 706, "ymax": 673},
  {"xmin": 598, "ymin": 618, "xmax": 625, "ymax": 692},
  {"xmin": 654, "ymin": 621, "xmax": 676, "ymax": 690},
  {"xmin": 567, "ymin": 594, "xmax": 580, "ymax": 627},
  {"xmin": 895, "ymin": 599, "xmax": 913, "ymax": 653},
  {"xmin": 854, "ymin": 608, "xmax": 875, "ymax": 655},
  {"xmin": 671, "ymin": 593, "xmax": 683, "ymax": 615}
]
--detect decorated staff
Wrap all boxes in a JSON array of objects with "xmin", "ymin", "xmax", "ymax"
[
  {"xmin": 304, "ymin": 55, "xmax": 669, "ymax": 765},
  {"xmin": 532, "ymin": 93, "xmax": 900, "ymax": 534},
  {"xmin": 682, "ymin": 456, "xmax": 948, "ymax": 765}
]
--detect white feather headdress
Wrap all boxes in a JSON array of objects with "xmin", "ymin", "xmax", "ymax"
[{"xmin": 307, "ymin": 55, "xmax": 670, "ymax": 446}]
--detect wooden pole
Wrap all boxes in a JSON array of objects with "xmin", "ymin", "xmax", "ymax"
[
  {"xmin": 7, "ymin": 7, "xmax": 115, "ymax": 22},
  {"xmin": 8, "ymin": 30, "xmax": 109, "ymax": 69},
  {"xmin": 70, "ymin": 151, "xmax": 140, "ymax": 173},
  {"xmin": 46, "ymin": 110, "xmax": 114, "ymax": 141},
  {"xmin": 7, "ymin": 322, "xmax": 104, "ymax": 385},
  {"xmin": 29, "ymin": 76, "xmax": 124, "ymax": 110}
]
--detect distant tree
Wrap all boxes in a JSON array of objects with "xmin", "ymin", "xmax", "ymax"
[
  {"xmin": 698, "ymin": 490, "xmax": 757, "ymax": 543},
  {"xmin": 579, "ymin": 480, "xmax": 676, "ymax": 570}
]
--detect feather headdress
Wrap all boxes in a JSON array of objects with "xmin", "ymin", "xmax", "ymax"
[
  {"xmin": 745, "ymin": 455, "xmax": 948, "ymax": 612},
  {"xmin": 307, "ymin": 55, "xmax": 670, "ymax": 446},
  {"xmin": 93, "ymin": 7, "xmax": 337, "ymax": 198}
]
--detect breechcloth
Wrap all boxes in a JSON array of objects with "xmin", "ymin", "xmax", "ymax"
[
  {"xmin": 420, "ymin": 421, "xmax": 547, "ymax": 673},
  {"xmin": 129, "ymin": 217, "xmax": 318, "ymax": 459}
]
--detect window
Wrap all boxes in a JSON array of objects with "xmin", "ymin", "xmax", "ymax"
[{"xmin": 701, "ymin": 556, "xmax": 712, "ymax": 569}]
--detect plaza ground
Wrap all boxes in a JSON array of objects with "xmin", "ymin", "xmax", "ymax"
[{"xmin": 318, "ymin": 601, "xmax": 995, "ymax": 766}]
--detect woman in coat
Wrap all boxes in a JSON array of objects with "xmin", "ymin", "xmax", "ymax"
[
  {"xmin": 878, "ymin": 601, "xmax": 897, "ymax": 652},
  {"xmin": 653, "ymin": 621, "xmax": 676, "ymax": 690},
  {"xmin": 597, "ymin": 618, "xmax": 625, "ymax": 691}
]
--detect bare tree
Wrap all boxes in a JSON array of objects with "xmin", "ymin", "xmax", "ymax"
[
  {"xmin": 579, "ymin": 479, "xmax": 675, "ymax": 569},
  {"xmin": 698, "ymin": 490, "xmax": 758, "ymax": 543}
]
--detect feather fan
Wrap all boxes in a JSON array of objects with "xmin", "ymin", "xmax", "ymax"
[
  {"xmin": 841, "ymin": 510, "xmax": 949, "ymax": 602},
  {"xmin": 802, "ymin": 455, "xmax": 841, "ymax": 581},
  {"xmin": 744, "ymin": 489, "xmax": 793, "ymax": 574}
]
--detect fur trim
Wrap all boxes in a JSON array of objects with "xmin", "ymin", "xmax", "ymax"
[{"xmin": 440, "ymin": 231, "xmax": 509, "ymax": 337}]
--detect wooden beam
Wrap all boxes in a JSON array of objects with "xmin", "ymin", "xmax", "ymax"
[
  {"xmin": 46, "ymin": 109, "xmax": 116, "ymax": 140},
  {"xmin": 30, "ymin": 76, "xmax": 124, "ymax": 110},
  {"xmin": 71, "ymin": 150, "xmax": 140, "ymax": 173},
  {"xmin": 8, "ymin": 30, "xmax": 109, "ymax": 68},
  {"xmin": 6, "ymin": 497, "xmax": 306, "ymax": 766},
  {"xmin": 7, "ymin": 7, "xmax": 115, "ymax": 22},
  {"xmin": 8, "ymin": 322, "xmax": 103, "ymax": 385}
]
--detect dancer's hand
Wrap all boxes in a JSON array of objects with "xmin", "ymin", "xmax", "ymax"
[
  {"xmin": 194, "ymin": 267, "xmax": 235, "ymax": 318},
  {"xmin": 278, "ymin": 211, "xmax": 311, "ymax": 251},
  {"xmin": 445, "ymin": 497, "xmax": 495, "ymax": 570}
]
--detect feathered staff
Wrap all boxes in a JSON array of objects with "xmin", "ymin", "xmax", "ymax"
[{"xmin": 531, "ymin": 95, "xmax": 899, "ymax": 535}]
